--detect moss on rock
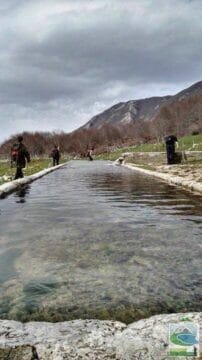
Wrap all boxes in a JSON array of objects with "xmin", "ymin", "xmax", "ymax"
[{"xmin": 0, "ymin": 345, "xmax": 36, "ymax": 360}]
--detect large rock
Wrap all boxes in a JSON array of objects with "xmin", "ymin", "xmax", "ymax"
[{"xmin": 0, "ymin": 312, "xmax": 201, "ymax": 359}]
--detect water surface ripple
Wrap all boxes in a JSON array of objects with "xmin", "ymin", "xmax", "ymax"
[{"xmin": 0, "ymin": 161, "xmax": 201, "ymax": 322}]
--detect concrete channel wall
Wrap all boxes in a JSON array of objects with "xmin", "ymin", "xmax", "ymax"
[
  {"xmin": 114, "ymin": 150, "xmax": 202, "ymax": 194},
  {"xmin": 124, "ymin": 163, "xmax": 202, "ymax": 194},
  {"xmin": 0, "ymin": 162, "xmax": 68, "ymax": 198}
]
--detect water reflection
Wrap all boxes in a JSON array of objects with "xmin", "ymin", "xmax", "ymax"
[
  {"xmin": 14, "ymin": 185, "xmax": 30, "ymax": 204},
  {"xmin": 86, "ymin": 171, "xmax": 202, "ymax": 219},
  {"xmin": 0, "ymin": 161, "xmax": 201, "ymax": 323}
]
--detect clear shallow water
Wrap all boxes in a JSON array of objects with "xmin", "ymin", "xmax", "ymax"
[{"xmin": 0, "ymin": 160, "xmax": 201, "ymax": 323}]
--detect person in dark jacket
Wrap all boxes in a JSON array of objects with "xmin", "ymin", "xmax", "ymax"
[
  {"xmin": 51, "ymin": 145, "xmax": 60, "ymax": 166},
  {"xmin": 87, "ymin": 148, "xmax": 94, "ymax": 161},
  {"xmin": 12, "ymin": 136, "xmax": 31, "ymax": 179},
  {"xmin": 164, "ymin": 135, "xmax": 178, "ymax": 164}
]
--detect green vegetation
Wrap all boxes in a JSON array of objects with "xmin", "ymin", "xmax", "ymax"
[
  {"xmin": 95, "ymin": 134, "xmax": 202, "ymax": 160},
  {"xmin": 180, "ymin": 317, "xmax": 192, "ymax": 322},
  {"xmin": 1, "ymin": 290, "xmax": 198, "ymax": 324},
  {"xmin": 0, "ymin": 157, "xmax": 69, "ymax": 185},
  {"xmin": 0, "ymin": 346, "xmax": 34, "ymax": 359},
  {"xmin": 170, "ymin": 333, "xmax": 186, "ymax": 346},
  {"xmin": 178, "ymin": 133, "xmax": 202, "ymax": 151},
  {"xmin": 169, "ymin": 350, "xmax": 195, "ymax": 356}
]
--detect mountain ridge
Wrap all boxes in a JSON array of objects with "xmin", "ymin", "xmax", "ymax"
[
  {"xmin": 82, "ymin": 81, "xmax": 202, "ymax": 130},
  {"xmin": 0, "ymin": 81, "xmax": 202, "ymax": 157}
]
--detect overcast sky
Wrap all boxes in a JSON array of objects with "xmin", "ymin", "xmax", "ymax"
[{"xmin": 0, "ymin": 0, "xmax": 201, "ymax": 143}]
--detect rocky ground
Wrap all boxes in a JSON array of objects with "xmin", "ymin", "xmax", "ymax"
[
  {"xmin": 153, "ymin": 164, "xmax": 202, "ymax": 183},
  {"xmin": 0, "ymin": 312, "xmax": 201, "ymax": 359}
]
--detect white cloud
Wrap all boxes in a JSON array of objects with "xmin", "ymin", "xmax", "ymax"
[{"xmin": 0, "ymin": 0, "xmax": 202, "ymax": 142}]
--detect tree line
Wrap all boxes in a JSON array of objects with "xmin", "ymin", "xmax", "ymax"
[{"xmin": 0, "ymin": 93, "xmax": 201, "ymax": 158}]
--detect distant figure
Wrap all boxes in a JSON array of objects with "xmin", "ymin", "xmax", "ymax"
[
  {"xmin": 51, "ymin": 145, "xmax": 60, "ymax": 166},
  {"xmin": 87, "ymin": 148, "xmax": 93, "ymax": 161},
  {"xmin": 11, "ymin": 136, "xmax": 31, "ymax": 179},
  {"xmin": 164, "ymin": 135, "xmax": 178, "ymax": 164},
  {"xmin": 118, "ymin": 157, "xmax": 124, "ymax": 165}
]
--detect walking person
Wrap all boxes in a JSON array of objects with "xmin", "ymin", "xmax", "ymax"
[
  {"xmin": 11, "ymin": 136, "xmax": 31, "ymax": 179},
  {"xmin": 164, "ymin": 135, "xmax": 178, "ymax": 164},
  {"xmin": 87, "ymin": 148, "xmax": 94, "ymax": 161},
  {"xmin": 51, "ymin": 145, "xmax": 60, "ymax": 166}
]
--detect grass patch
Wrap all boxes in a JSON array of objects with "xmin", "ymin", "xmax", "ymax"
[
  {"xmin": 178, "ymin": 133, "xmax": 202, "ymax": 151},
  {"xmin": 0, "ymin": 157, "xmax": 69, "ymax": 185},
  {"xmin": 95, "ymin": 134, "xmax": 202, "ymax": 160},
  {"xmin": 184, "ymin": 159, "xmax": 202, "ymax": 165}
]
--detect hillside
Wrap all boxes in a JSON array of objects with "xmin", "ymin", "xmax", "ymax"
[
  {"xmin": 83, "ymin": 96, "xmax": 171, "ymax": 129},
  {"xmin": 0, "ymin": 81, "xmax": 202, "ymax": 157},
  {"xmin": 82, "ymin": 81, "xmax": 202, "ymax": 130}
]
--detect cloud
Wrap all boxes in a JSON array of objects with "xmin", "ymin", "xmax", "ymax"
[{"xmin": 0, "ymin": 0, "xmax": 202, "ymax": 142}]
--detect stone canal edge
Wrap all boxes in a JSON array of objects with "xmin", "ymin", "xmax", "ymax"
[
  {"xmin": 0, "ymin": 162, "xmax": 69, "ymax": 198},
  {"xmin": 124, "ymin": 162, "xmax": 202, "ymax": 194}
]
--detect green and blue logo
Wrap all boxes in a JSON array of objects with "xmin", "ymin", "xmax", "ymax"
[{"xmin": 169, "ymin": 322, "xmax": 199, "ymax": 357}]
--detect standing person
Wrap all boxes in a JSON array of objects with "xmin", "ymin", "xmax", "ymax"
[
  {"xmin": 164, "ymin": 135, "xmax": 178, "ymax": 164},
  {"xmin": 51, "ymin": 145, "xmax": 60, "ymax": 166},
  {"xmin": 87, "ymin": 148, "xmax": 93, "ymax": 161},
  {"xmin": 11, "ymin": 136, "xmax": 31, "ymax": 179}
]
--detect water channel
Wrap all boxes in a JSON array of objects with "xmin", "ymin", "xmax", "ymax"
[{"xmin": 0, "ymin": 161, "xmax": 201, "ymax": 323}]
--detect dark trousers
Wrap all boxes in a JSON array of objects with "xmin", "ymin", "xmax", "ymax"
[
  {"xmin": 53, "ymin": 158, "xmax": 59, "ymax": 166},
  {"xmin": 15, "ymin": 167, "xmax": 24, "ymax": 179},
  {"xmin": 87, "ymin": 154, "xmax": 93, "ymax": 161},
  {"xmin": 166, "ymin": 144, "xmax": 175, "ymax": 164}
]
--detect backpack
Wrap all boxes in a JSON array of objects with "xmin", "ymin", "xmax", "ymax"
[
  {"xmin": 52, "ymin": 148, "xmax": 59, "ymax": 159},
  {"xmin": 11, "ymin": 143, "xmax": 19, "ymax": 162}
]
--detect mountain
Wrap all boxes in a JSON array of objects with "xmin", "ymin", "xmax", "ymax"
[
  {"xmin": 83, "ymin": 97, "xmax": 171, "ymax": 129},
  {"xmin": 173, "ymin": 81, "xmax": 202, "ymax": 100},
  {"xmin": 82, "ymin": 81, "xmax": 202, "ymax": 130},
  {"xmin": 174, "ymin": 327, "xmax": 193, "ymax": 335},
  {"xmin": 0, "ymin": 81, "xmax": 202, "ymax": 157}
]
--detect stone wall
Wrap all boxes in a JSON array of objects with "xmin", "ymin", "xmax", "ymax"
[{"xmin": 0, "ymin": 312, "xmax": 201, "ymax": 359}]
